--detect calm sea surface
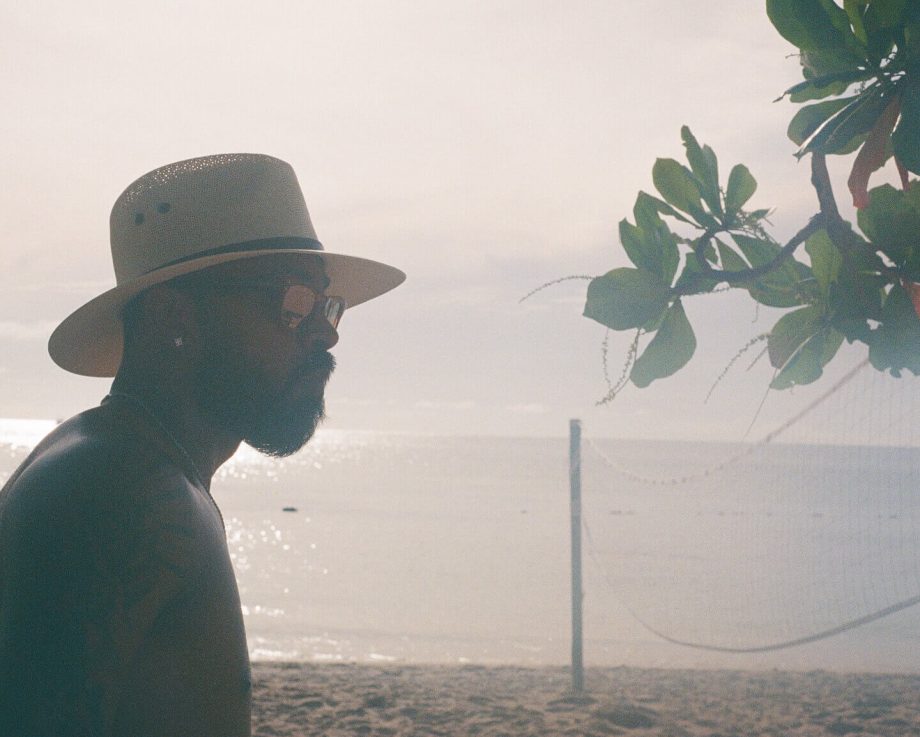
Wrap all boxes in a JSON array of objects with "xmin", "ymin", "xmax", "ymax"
[{"xmin": 2, "ymin": 422, "xmax": 919, "ymax": 672}]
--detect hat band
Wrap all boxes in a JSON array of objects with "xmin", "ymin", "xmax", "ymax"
[{"xmin": 148, "ymin": 236, "xmax": 324, "ymax": 275}]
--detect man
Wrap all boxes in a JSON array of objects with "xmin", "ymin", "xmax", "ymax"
[{"xmin": 0, "ymin": 154, "xmax": 405, "ymax": 736}]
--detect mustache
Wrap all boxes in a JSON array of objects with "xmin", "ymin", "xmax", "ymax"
[{"xmin": 300, "ymin": 350, "xmax": 336, "ymax": 377}]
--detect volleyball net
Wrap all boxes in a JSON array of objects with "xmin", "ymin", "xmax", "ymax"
[{"xmin": 577, "ymin": 359, "xmax": 920, "ymax": 653}]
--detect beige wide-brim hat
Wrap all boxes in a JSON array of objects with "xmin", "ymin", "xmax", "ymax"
[{"xmin": 49, "ymin": 153, "xmax": 406, "ymax": 377}]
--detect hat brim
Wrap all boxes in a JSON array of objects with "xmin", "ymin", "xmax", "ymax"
[{"xmin": 48, "ymin": 249, "xmax": 406, "ymax": 377}]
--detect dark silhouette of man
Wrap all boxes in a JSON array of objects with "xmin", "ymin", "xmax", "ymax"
[{"xmin": 0, "ymin": 154, "xmax": 405, "ymax": 736}]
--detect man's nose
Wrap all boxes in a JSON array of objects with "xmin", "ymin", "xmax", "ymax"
[{"xmin": 301, "ymin": 311, "xmax": 339, "ymax": 351}]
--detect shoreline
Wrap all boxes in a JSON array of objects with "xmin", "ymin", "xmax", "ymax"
[{"xmin": 252, "ymin": 662, "xmax": 920, "ymax": 736}]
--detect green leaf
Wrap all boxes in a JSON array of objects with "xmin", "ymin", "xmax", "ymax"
[
  {"xmin": 857, "ymin": 183, "xmax": 920, "ymax": 266},
  {"xmin": 822, "ymin": 327, "xmax": 846, "ymax": 363},
  {"xmin": 619, "ymin": 220, "xmax": 654, "ymax": 273},
  {"xmin": 767, "ymin": 0, "xmax": 852, "ymax": 50},
  {"xmin": 583, "ymin": 268, "xmax": 671, "ymax": 331},
  {"xmin": 750, "ymin": 279, "xmax": 811, "ymax": 309},
  {"xmin": 630, "ymin": 300, "xmax": 697, "ymax": 388},
  {"xmin": 789, "ymin": 79, "xmax": 852, "ymax": 102},
  {"xmin": 829, "ymin": 240, "xmax": 886, "ymax": 331},
  {"xmin": 725, "ymin": 164, "xmax": 757, "ymax": 215},
  {"xmin": 804, "ymin": 229, "xmax": 842, "ymax": 297},
  {"xmin": 817, "ymin": 0, "xmax": 868, "ymax": 57},
  {"xmin": 801, "ymin": 47, "xmax": 863, "ymax": 77},
  {"xmin": 702, "ymin": 146, "xmax": 719, "ymax": 183},
  {"xmin": 654, "ymin": 235, "xmax": 681, "ymax": 288},
  {"xmin": 779, "ymin": 68, "xmax": 869, "ymax": 102},
  {"xmin": 700, "ymin": 238, "xmax": 718, "ymax": 263},
  {"xmin": 633, "ymin": 193, "xmax": 681, "ymax": 282},
  {"xmin": 632, "ymin": 190, "xmax": 696, "ymax": 226},
  {"xmin": 844, "ymin": 0, "xmax": 868, "ymax": 45},
  {"xmin": 652, "ymin": 158, "xmax": 710, "ymax": 224},
  {"xmin": 863, "ymin": 0, "xmax": 903, "ymax": 62},
  {"xmin": 905, "ymin": 21, "xmax": 920, "ymax": 56},
  {"xmin": 632, "ymin": 192, "xmax": 663, "ymax": 233},
  {"xmin": 732, "ymin": 233, "xmax": 812, "ymax": 307},
  {"xmin": 830, "ymin": 264, "xmax": 886, "ymax": 341},
  {"xmin": 892, "ymin": 77, "xmax": 920, "ymax": 175},
  {"xmin": 716, "ymin": 239, "xmax": 750, "ymax": 272},
  {"xmin": 864, "ymin": 0, "xmax": 908, "ymax": 29},
  {"xmin": 833, "ymin": 131, "xmax": 870, "ymax": 156},
  {"xmin": 672, "ymin": 255, "xmax": 720, "ymax": 295},
  {"xmin": 619, "ymin": 201, "xmax": 680, "ymax": 285},
  {"xmin": 731, "ymin": 233, "xmax": 784, "ymax": 268},
  {"xmin": 787, "ymin": 96, "xmax": 857, "ymax": 145},
  {"xmin": 771, "ymin": 328, "xmax": 844, "ymax": 389},
  {"xmin": 803, "ymin": 85, "xmax": 891, "ymax": 155},
  {"xmin": 680, "ymin": 126, "xmax": 722, "ymax": 217},
  {"xmin": 767, "ymin": 305, "xmax": 824, "ymax": 368},
  {"xmin": 869, "ymin": 282, "xmax": 920, "ymax": 376}
]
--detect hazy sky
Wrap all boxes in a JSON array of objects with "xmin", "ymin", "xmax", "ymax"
[{"xmin": 1, "ymin": 1, "xmax": 897, "ymax": 440}]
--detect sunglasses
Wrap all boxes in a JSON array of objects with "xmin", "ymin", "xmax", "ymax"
[
  {"xmin": 208, "ymin": 281, "xmax": 346, "ymax": 332},
  {"xmin": 279, "ymin": 284, "xmax": 346, "ymax": 332}
]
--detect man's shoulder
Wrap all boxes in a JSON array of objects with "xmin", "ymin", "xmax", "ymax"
[
  {"xmin": 0, "ymin": 403, "xmax": 210, "ymax": 592},
  {"xmin": 1, "ymin": 404, "xmax": 193, "ymax": 526}
]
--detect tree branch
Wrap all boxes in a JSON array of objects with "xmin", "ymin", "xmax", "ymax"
[
  {"xmin": 811, "ymin": 151, "xmax": 869, "ymax": 255},
  {"xmin": 811, "ymin": 151, "xmax": 902, "ymax": 287},
  {"xmin": 677, "ymin": 215, "xmax": 825, "ymax": 295},
  {"xmin": 676, "ymin": 151, "xmax": 874, "ymax": 296},
  {"xmin": 810, "ymin": 152, "xmax": 841, "ymax": 224}
]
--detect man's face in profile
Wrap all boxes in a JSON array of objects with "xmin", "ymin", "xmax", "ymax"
[{"xmin": 187, "ymin": 254, "xmax": 339, "ymax": 457}]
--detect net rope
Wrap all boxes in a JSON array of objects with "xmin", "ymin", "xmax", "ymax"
[
  {"xmin": 583, "ymin": 358, "xmax": 870, "ymax": 487},
  {"xmin": 580, "ymin": 358, "xmax": 920, "ymax": 653}
]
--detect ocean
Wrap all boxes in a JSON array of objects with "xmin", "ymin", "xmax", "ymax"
[{"xmin": 3, "ymin": 420, "xmax": 919, "ymax": 673}]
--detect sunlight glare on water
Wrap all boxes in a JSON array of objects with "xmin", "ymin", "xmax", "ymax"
[
  {"xmin": 0, "ymin": 418, "xmax": 58, "ymax": 449},
  {"xmin": 3, "ymin": 419, "xmax": 920, "ymax": 671}
]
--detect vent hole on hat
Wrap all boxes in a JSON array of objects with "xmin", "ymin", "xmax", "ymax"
[
  {"xmin": 121, "ymin": 154, "xmax": 254, "ymax": 203},
  {"xmin": 134, "ymin": 212, "xmax": 145, "ymax": 225},
  {"xmin": 157, "ymin": 202, "xmax": 171, "ymax": 214}
]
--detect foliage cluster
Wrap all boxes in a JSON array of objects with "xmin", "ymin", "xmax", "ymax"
[{"xmin": 583, "ymin": 0, "xmax": 920, "ymax": 397}]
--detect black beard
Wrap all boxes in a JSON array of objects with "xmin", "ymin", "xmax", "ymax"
[
  {"xmin": 193, "ymin": 349, "xmax": 335, "ymax": 458},
  {"xmin": 244, "ymin": 391, "xmax": 326, "ymax": 458}
]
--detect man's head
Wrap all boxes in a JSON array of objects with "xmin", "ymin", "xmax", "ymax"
[
  {"xmin": 120, "ymin": 254, "xmax": 340, "ymax": 456},
  {"xmin": 48, "ymin": 154, "xmax": 405, "ymax": 378}
]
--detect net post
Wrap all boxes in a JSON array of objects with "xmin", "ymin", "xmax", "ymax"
[{"xmin": 569, "ymin": 419, "xmax": 584, "ymax": 693}]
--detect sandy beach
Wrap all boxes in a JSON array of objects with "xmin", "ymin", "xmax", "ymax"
[{"xmin": 251, "ymin": 663, "xmax": 920, "ymax": 736}]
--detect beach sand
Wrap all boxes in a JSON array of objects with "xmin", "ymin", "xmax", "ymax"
[{"xmin": 251, "ymin": 663, "xmax": 920, "ymax": 736}]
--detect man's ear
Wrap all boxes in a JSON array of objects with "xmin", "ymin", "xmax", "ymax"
[{"xmin": 138, "ymin": 284, "xmax": 203, "ymax": 353}]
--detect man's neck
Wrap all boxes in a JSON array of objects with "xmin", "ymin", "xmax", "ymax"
[{"xmin": 108, "ymin": 379, "xmax": 242, "ymax": 488}]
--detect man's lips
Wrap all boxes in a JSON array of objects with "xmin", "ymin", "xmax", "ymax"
[
  {"xmin": 305, "ymin": 351, "xmax": 335, "ymax": 379},
  {"xmin": 291, "ymin": 351, "xmax": 336, "ymax": 390}
]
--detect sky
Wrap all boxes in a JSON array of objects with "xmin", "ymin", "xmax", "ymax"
[{"xmin": 0, "ymin": 1, "xmax": 901, "ymax": 441}]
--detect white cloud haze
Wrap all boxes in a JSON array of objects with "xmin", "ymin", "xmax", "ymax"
[{"xmin": 1, "ymin": 2, "xmax": 876, "ymax": 439}]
